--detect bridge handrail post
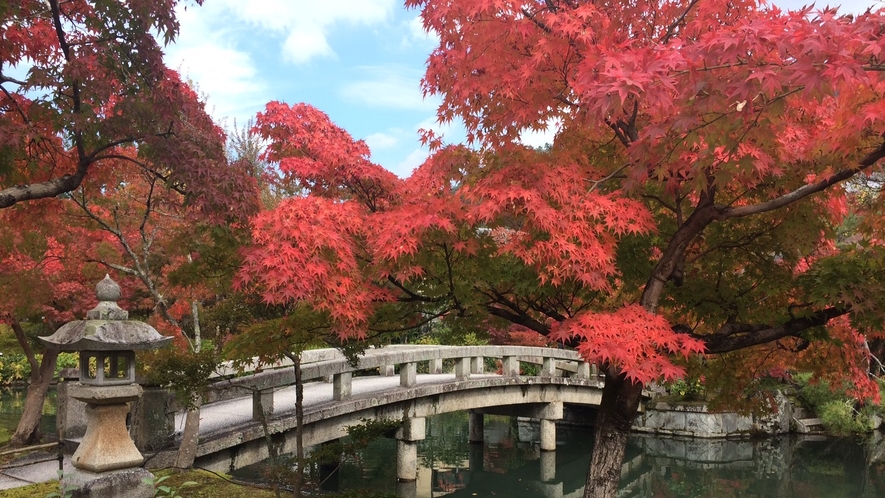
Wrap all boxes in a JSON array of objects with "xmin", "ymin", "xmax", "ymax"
[
  {"xmin": 501, "ymin": 356, "xmax": 519, "ymax": 377},
  {"xmin": 455, "ymin": 357, "xmax": 470, "ymax": 380},
  {"xmin": 400, "ymin": 362, "xmax": 417, "ymax": 388},
  {"xmin": 576, "ymin": 361, "xmax": 591, "ymax": 379},
  {"xmin": 541, "ymin": 356, "xmax": 556, "ymax": 377},
  {"xmin": 429, "ymin": 358, "xmax": 443, "ymax": 374},
  {"xmin": 333, "ymin": 372, "xmax": 352, "ymax": 401},
  {"xmin": 470, "ymin": 356, "xmax": 484, "ymax": 375}
]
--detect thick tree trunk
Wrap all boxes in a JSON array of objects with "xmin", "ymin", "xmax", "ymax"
[
  {"xmin": 10, "ymin": 350, "xmax": 58, "ymax": 447},
  {"xmin": 583, "ymin": 373, "xmax": 644, "ymax": 498}
]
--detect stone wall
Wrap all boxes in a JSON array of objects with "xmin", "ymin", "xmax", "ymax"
[{"xmin": 632, "ymin": 391, "xmax": 793, "ymax": 438}]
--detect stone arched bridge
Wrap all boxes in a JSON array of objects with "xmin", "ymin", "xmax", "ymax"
[{"xmin": 60, "ymin": 345, "xmax": 642, "ymax": 481}]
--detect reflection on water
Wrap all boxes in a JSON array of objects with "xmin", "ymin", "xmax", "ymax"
[
  {"xmin": 233, "ymin": 412, "xmax": 885, "ymax": 498},
  {"xmin": 0, "ymin": 387, "xmax": 57, "ymax": 442}
]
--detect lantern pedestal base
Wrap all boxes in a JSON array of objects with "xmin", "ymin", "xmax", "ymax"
[
  {"xmin": 70, "ymin": 384, "xmax": 144, "ymax": 472},
  {"xmin": 62, "ymin": 467, "xmax": 155, "ymax": 498}
]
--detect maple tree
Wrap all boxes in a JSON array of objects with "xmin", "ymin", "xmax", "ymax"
[
  {"xmin": 237, "ymin": 1, "xmax": 885, "ymax": 497},
  {"xmin": 0, "ymin": 0, "xmax": 254, "ymax": 219},
  {"xmin": 0, "ymin": 200, "xmax": 103, "ymax": 446}
]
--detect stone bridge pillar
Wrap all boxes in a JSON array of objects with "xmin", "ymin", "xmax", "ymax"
[
  {"xmin": 468, "ymin": 411, "xmax": 484, "ymax": 444},
  {"xmin": 396, "ymin": 417, "xmax": 426, "ymax": 482},
  {"xmin": 538, "ymin": 402, "xmax": 562, "ymax": 451}
]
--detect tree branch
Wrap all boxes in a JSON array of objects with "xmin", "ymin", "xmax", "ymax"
[
  {"xmin": 718, "ymin": 139, "xmax": 885, "ymax": 219},
  {"xmin": 692, "ymin": 306, "xmax": 850, "ymax": 354}
]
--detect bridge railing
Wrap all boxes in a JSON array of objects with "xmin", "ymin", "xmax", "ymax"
[
  {"xmin": 58, "ymin": 345, "xmax": 601, "ymax": 452},
  {"xmin": 201, "ymin": 345, "xmax": 601, "ymax": 421}
]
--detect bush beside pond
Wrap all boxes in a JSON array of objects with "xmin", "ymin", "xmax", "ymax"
[
  {"xmin": 794, "ymin": 372, "xmax": 885, "ymax": 435},
  {"xmin": 0, "ymin": 352, "xmax": 78, "ymax": 385}
]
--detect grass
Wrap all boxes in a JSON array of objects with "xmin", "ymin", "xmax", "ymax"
[{"xmin": 0, "ymin": 468, "xmax": 398, "ymax": 498}]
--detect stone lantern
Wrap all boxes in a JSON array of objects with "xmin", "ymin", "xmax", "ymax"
[{"xmin": 40, "ymin": 275, "xmax": 171, "ymax": 497}]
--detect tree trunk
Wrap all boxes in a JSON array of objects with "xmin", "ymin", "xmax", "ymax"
[
  {"xmin": 10, "ymin": 350, "xmax": 58, "ymax": 447},
  {"xmin": 174, "ymin": 300, "xmax": 203, "ymax": 469},
  {"xmin": 173, "ymin": 396, "xmax": 202, "ymax": 469},
  {"xmin": 284, "ymin": 352, "xmax": 305, "ymax": 497},
  {"xmin": 583, "ymin": 373, "xmax": 644, "ymax": 498}
]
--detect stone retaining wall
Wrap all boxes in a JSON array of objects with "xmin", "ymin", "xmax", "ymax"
[{"xmin": 632, "ymin": 392, "xmax": 793, "ymax": 438}]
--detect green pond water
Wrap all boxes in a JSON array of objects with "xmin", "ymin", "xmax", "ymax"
[
  {"xmin": 232, "ymin": 412, "xmax": 885, "ymax": 498},
  {"xmin": 0, "ymin": 387, "xmax": 57, "ymax": 445}
]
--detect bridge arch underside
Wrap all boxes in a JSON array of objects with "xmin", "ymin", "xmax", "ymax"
[{"xmin": 194, "ymin": 378, "xmax": 604, "ymax": 474}]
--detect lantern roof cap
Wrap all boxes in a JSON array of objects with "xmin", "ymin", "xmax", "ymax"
[{"xmin": 39, "ymin": 275, "xmax": 172, "ymax": 352}]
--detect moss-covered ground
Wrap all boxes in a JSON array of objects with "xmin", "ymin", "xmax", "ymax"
[{"xmin": 0, "ymin": 468, "xmax": 398, "ymax": 498}]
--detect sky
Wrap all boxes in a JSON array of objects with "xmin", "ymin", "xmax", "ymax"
[{"xmin": 163, "ymin": 0, "xmax": 883, "ymax": 178}]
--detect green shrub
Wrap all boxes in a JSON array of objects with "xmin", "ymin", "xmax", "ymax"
[
  {"xmin": 0, "ymin": 352, "xmax": 79, "ymax": 384},
  {"xmin": 0, "ymin": 353, "xmax": 31, "ymax": 383},
  {"xmin": 795, "ymin": 372, "xmax": 884, "ymax": 434},
  {"xmin": 664, "ymin": 377, "xmax": 706, "ymax": 401},
  {"xmin": 819, "ymin": 400, "xmax": 867, "ymax": 435}
]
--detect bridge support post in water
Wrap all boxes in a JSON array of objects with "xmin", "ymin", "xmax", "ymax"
[
  {"xmin": 396, "ymin": 417, "xmax": 426, "ymax": 482},
  {"xmin": 468, "ymin": 411, "xmax": 484, "ymax": 443},
  {"xmin": 539, "ymin": 449, "xmax": 556, "ymax": 482},
  {"xmin": 468, "ymin": 442, "xmax": 484, "ymax": 472},
  {"xmin": 538, "ymin": 402, "xmax": 562, "ymax": 451},
  {"xmin": 396, "ymin": 480, "xmax": 418, "ymax": 498},
  {"xmin": 333, "ymin": 372, "xmax": 352, "ymax": 401},
  {"xmin": 317, "ymin": 439, "xmax": 341, "ymax": 492}
]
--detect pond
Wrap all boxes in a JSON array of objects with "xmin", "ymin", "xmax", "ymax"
[
  {"xmin": 232, "ymin": 412, "xmax": 885, "ymax": 498},
  {"xmin": 0, "ymin": 387, "xmax": 57, "ymax": 445}
]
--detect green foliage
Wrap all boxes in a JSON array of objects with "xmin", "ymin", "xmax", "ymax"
[
  {"xmin": 0, "ymin": 352, "xmax": 79, "ymax": 384},
  {"xmin": 665, "ymin": 377, "xmax": 706, "ymax": 401},
  {"xmin": 794, "ymin": 373, "xmax": 884, "ymax": 435},
  {"xmin": 818, "ymin": 400, "xmax": 870, "ymax": 436},
  {"xmin": 143, "ymin": 475, "xmax": 199, "ymax": 498},
  {"xmin": 141, "ymin": 348, "xmax": 219, "ymax": 409},
  {"xmin": 413, "ymin": 322, "xmax": 488, "ymax": 347},
  {"xmin": 44, "ymin": 471, "xmax": 76, "ymax": 498}
]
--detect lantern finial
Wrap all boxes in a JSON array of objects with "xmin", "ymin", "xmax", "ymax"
[{"xmin": 86, "ymin": 275, "xmax": 128, "ymax": 320}]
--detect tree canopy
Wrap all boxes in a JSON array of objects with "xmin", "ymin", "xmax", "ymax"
[
  {"xmin": 237, "ymin": 1, "xmax": 885, "ymax": 496},
  {"xmin": 0, "ymin": 0, "xmax": 255, "ymax": 219}
]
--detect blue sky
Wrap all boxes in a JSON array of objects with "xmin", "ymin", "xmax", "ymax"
[{"xmin": 164, "ymin": 0, "xmax": 881, "ymax": 178}]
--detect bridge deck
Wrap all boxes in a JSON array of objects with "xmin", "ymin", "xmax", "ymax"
[{"xmin": 181, "ymin": 372, "xmax": 501, "ymax": 436}]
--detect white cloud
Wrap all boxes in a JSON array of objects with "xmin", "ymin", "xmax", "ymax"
[
  {"xmin": 519, "ymin": 119, "xmax": 561, "ymax": 149},
  {"xmin": 401, "ymin": 15, "xmax": 439, "ymax": 49},
  {"xmin": 396, "ymin": 148, "xmax": 429, "ymax": 177},
  {"xmin": 341, "ymin": 66, "xmax": 438, "ymax": 111},
  {"xmin": 365, "ymin": 132, "xmax": 399, "ymax": 150},
  {"xmin": 164, "ymin": 5, "xmax": 266, "ymax": 123},
  {"xmin": 282, "ymin": 26, "xmax": 335, "ymax": 64},
  {"xmin": 215, "ymin": 0, "xmax": 395, "ymax": 64}
]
